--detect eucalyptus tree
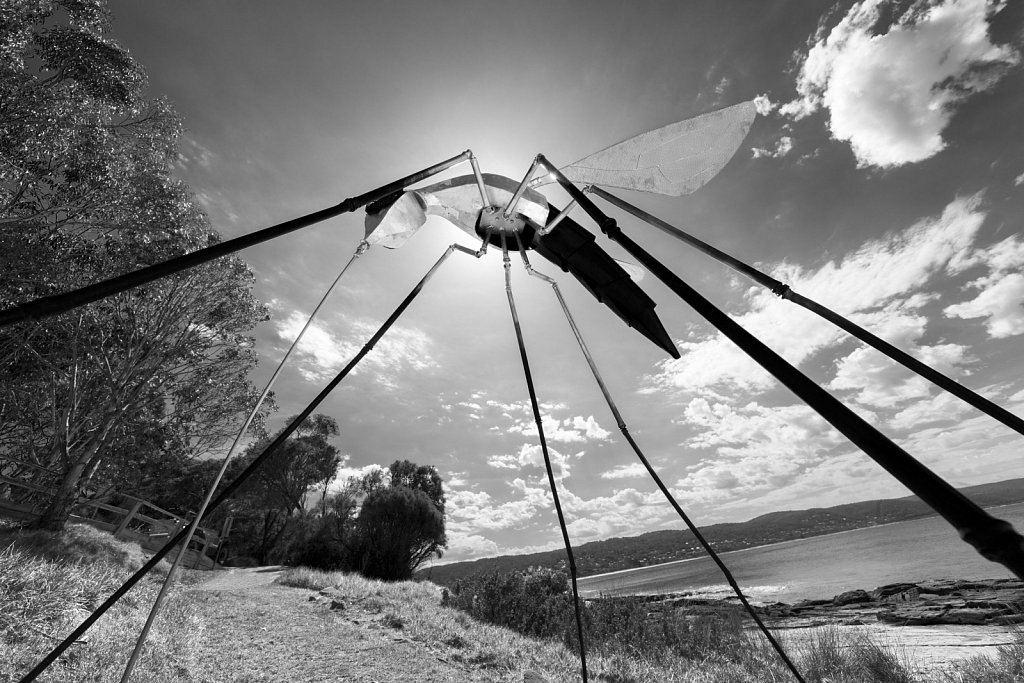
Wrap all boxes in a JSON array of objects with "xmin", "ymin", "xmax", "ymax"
[
  {"xmin": 0, "ymin": 0, "xmax": 269, "ymax": 529},
  {"xmin": 227, "ymin": 414, "xmax": 342, "ymax": 563}
]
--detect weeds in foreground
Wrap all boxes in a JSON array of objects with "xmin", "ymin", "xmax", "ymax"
[
  {"xmin": 937, "ymin": 630, "xmax": 1024, "ymax": 683},
  {"xmin": 0, "ymin": 523, "xmax": 206, "ymax": 683},
  {"xmin": 797, "ymin": 626, "xmax": 914, "ymax": 683},
  {"xmin": 275, "ymin": 565, "xmax": 339, "ymax": 591}
]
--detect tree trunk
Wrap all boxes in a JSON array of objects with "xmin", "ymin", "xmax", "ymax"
[{"xmin": 30, "ymin": 459, "xmax": 88, "ymax": 531}]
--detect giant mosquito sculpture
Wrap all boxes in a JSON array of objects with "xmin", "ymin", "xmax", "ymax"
[{"xmin": 7, "ymin": 101, "xmax": 1024, "ymax": 683}]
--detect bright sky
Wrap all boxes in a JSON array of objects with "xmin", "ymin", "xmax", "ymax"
[{"xmin": 107, "ymin": 0, "xmax": 1024, "ymax": 565}]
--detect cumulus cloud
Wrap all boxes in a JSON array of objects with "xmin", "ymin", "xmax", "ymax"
[
  {"xmin": 827, "ymin": 307, "xmax": 970, "ymax": 408},
  {"xmin": 782, "ymin": 0, "xmax": 1019, "ymax": 168},
  {"xmin": 752, "ymin": 135, "xmax": 793, "ymax": 159},
  {"xmin": 447, "ymin": 481, "xmax": 551, "ymax": 531},
  {"xmin": 944, "ymin": 235, "xmax": 1024, "ymax": 337},
  {"xmin": 888, "ymin": 390, "xmax": 973, "ymax": 430},
  {"xmin": 636, "ymin": 192, "xmax": 1024, "ymax": 515},
  {"xmin": 753, "ymin": 94, "xmax": 775, "ymax": 116},
  {"xmin": 643, "ymin": 194, "xmax": 987, "ymax": 395},
  {"xmin": 600, "ymin": 463, "xmax": 649, "ymax": 479},
  {"xmin": 487, "ymin": 443, "xmax": 575, "ymax": 479},
  {"xmin": 946, "ymin": 274, "xmax": 1024, "ymax": 337},
  {"xmin": 506, "ymin": 412, "xmax": 612, "ymax": 444}
]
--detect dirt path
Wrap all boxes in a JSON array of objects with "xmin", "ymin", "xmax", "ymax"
[
  {"xmin": 193, "ymin": 566, "xmax": 287, "ymax": 592},
  {"xmin": 186, "ymin": 573, "xmax": 509, "ymax": 682}
]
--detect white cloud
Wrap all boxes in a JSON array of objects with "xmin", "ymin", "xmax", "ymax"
[
  {"xmin": 329, "ymin": 462, "xmax": 387, "ymax": 492},
  {"xmin": 782, "ymin": 0, "xmax": 1018, "ymax": 168},
  {"xmin": 944, "ymin": 236, "xmax": 1024, "ymax": 338},
  {"xmin": 442, "ymin": 532, "xmax": 500, "ymax": 562},
  {"xmin": 827, "ymin": 306, "xmax": 970, "ymax": 408},
  {"xmin": 447, "ymin": 478, "xmax": 551, "ymax": 531},
  {"xmin": 273, "ymin": 310, "xmax": 437, "ymax": 385},
  {"xmin": 889, "ymin": 390, "xmax": 973, "ymax": 430},
  {"xmin": 752, "ymin": 135, "xmax": 793, "ymax": 159},
  {"xmin": 1015, "ymin": 172, "xmax": 1024, "ymax": 187},
  {"xmin": 946, "ymin": 273, "xmax": 1024, "ymax": 337},
  {"xmin": 561, "ymin": 486, "xmax": 671, "ymax": 541},
  {"xmin": 671, "ymin": 398, "xmax": 846, "ymax": 506},
  {"xmin": 600, "ymin": 462, "xmax": 649, "ymax": 479},
  {"xmin": 487, "ymin": 443, "xmax": 573, "ymax": 479},
  {"xmin": 506, "ymin": 413, "xmax": 611, "ymax": 444},
  {"xmin": 643, "ymin": 195, "xmax": 987, "ymax": 395},
  {"xmin": 753, "ymin": 94, "xmax": 775, "ymax": 116},
  {"xmin": 569, "ymin": 415, "xmax": 611, "ymax": 440},
  {"xmin": 445, "ymin": 472, "xmax": 468, "ymax": 488}
]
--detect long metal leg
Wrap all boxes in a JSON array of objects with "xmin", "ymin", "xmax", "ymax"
[
  {"xmin": 587, "ymin": 185, "xmax": 1024, "ymax": 440},
  {"xmin": 19, "ymin": 241, "xmax": 482, "ymax": 683},
  {"xmin": 118, "ymin": 240, "xmax": 371, "ymax": 682},
  {"xmin": 501, "ymin": 233, "xmax": 589, "ymax": 682},
  {"xmin": 503, "ymin": 156, "xmax": 542, "ymax": 218},
  {"xmin": 539, "ymin": 156, "xmax": 1024, "ymax": 579},
  {"xmin": 0, "ymin": 151, "xmax": 473, "ymax": 327},
  {"xmin": 513, "ymin": 231, "xmax": 805, "ymax": 683}
]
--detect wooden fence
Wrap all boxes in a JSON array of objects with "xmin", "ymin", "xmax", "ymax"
[{"xmin": 0, "ymin": 476, "xmax": 223, "ymax": 570}]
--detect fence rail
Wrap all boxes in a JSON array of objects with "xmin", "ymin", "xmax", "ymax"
[{"xmin": 0, "ymin": 477, "xmax": 222, "ymax": 570}]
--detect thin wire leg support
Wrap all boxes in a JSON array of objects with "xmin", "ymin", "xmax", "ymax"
[
  {"xmin": 119, "ymin": 241, "xmax": 371, "ymax": 683},
  {"xmin": 502, "ymin": 234, "xmax": 589, "ymax": 683},
  {"xmin": 513, "ymin": 236, "xmax": 805, "ymax": 683},
  {"xmin": 20, "ymin": 241, "xmax": 482, "ymax": 683}
]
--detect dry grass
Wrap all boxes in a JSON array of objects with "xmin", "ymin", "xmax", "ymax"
[
  {"xmin": 0, "ymin": 522, "xmax": 208, "ymax": 682},
  {"xmin": 5, "ymin": 545, "xmax": 1023, "ymax": 682},
  {"xmin": 935, "ymin": 630, "xmax": 1024, "ymax": 683},
  {"xmin": 278, "ymin": 567, "xmax": 1024, "ymax": 683}
]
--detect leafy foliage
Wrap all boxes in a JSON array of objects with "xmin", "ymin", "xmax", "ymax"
[
  {"xmin": 224, "ymin": 414, "xmax": 342, "ymax": 564},
  {"xmin": 0, "ymin": 0, "xmax": 269, "ymax": 530},
  {"xmin": 354, "ymin": 484, "xmax": 446, "ymax": 580},
  {"xmin": 282, "ymin": 459, "xmax": 447, "ymax": 581},
  {"xmin": 444, "ymin": 567, "xmax": 759, "ymax": 665}
]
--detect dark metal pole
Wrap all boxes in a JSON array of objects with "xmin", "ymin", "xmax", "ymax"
[
  {"xmin": 0, "ymin": 151, "xmax": 472, "ymax": 327},
  {"xmin": 502, "ymin": 233, "xmax": 589, "ymax": 682},
  {"xmin": 19, "ymin": 243, "xmax": 473, "ymax": 682},
  {"xmin": 588, "ymin": 185, "xmax": 1024, "ymax": 440},
  {"xmin": 514, "ymin": 235, "xmax": 805, "ymax": 682},
  {"xmin": 539, "ymin": 156, "xmax": 1024, "ymax": 579}
]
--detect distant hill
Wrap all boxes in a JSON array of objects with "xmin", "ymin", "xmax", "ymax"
[{"xmin": 421, "ymin": 478, "xmax": 1024, "ymax": 587}]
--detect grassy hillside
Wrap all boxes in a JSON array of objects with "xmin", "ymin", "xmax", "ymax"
[
  {"xmin": 424, "ymin": 478, "xmax": 1024, "ymax": 586},
  {"xmin": 3, "ymin": 519, "xmax": 1021, "ymax": 681},
  {"xmin": 0, "ymin": 521, "xmax": 205, "ymax": 682}
]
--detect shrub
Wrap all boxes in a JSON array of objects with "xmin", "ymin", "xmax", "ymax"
[
  {"xmin": 349, "ymin": 486, "xmax": 446, "ymax": 581},
  {"xmin": 442, "ymin": 568, "xmax": 574, "ymax": 641}
]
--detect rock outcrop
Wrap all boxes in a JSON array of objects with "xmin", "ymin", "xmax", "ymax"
[{"xmin": 598, "ymin": 578, "xmax": 1024, "ymax": 629}]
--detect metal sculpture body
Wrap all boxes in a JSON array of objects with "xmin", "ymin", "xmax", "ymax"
[{"xmin": 7, "ymin": 99, "xmax": 1024, "ymax": 683}]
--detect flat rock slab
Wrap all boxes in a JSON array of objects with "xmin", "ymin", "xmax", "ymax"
[{"xmin": 602, "ymin": 577, "xmax": 1024, "ymax": 673}]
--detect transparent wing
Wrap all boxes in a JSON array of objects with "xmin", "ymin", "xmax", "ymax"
[{"xmin": 539, "ymin": 100, "xmax": 757, "ymax": 196}]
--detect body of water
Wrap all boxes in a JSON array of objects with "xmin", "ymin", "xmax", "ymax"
[{"xmin": 578, "ymin": 502, "xmax": 1024, "ymax": 603}]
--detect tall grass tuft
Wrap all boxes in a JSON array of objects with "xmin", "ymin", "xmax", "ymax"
[
  {"xmin": 0, "ymin": 522, "xmax": 206, "ymax": 682},
  {"xmin": 797, "ymin": 627, "xmax": 914, "ymax": 683},
  {"xmin": 276, "ymin": 566, "xmax": 343, "ymax": 591},
  {"xmin": 938, "ymin": 629, "xmax": 1024, "ymax": 683}
]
